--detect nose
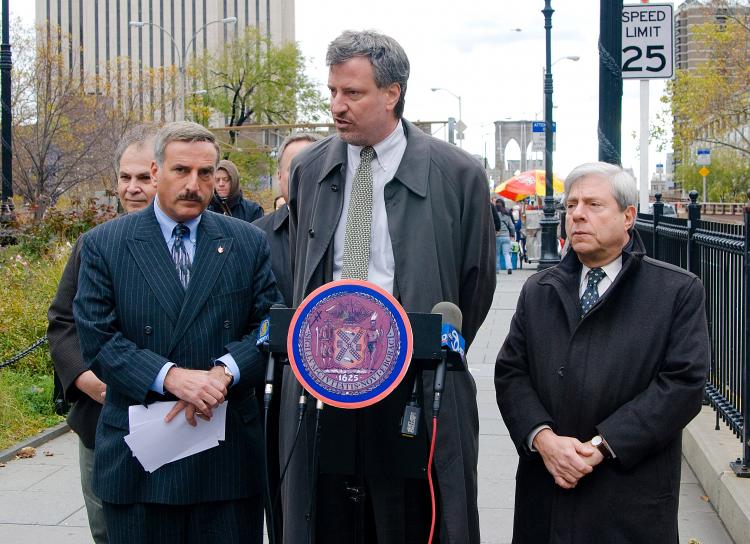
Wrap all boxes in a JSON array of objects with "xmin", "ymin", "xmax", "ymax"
[
  {"xmin": 185, "ymin": 171, "xmax": 200, "ymax": 191},
  {"xmin": 569, "ymin": 202, "xmax": 586, "ymax": 221},
  {"xmin": 125, "ymin": 179, "xmax": 141, "ymax": 194},
  {"xmin": 330, "ymin": 93, "xmax": 347, "ymax": 115}
]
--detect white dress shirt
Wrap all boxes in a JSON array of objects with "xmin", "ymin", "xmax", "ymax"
[{"xmin": 332, "ymin": 120, "xmax": 407, "ymax": 294}]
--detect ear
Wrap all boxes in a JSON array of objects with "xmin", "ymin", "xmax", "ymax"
[
  {"xmin": 623, "ymin": 204, "xmax": 636, "ymax": 230},
  {"xmin": 384, "ymin": 82, "xmax": 401, "ymax": 112},
  {"xmin": 150, "ymin": 160, "xmax": 159, "ymax": 182}
]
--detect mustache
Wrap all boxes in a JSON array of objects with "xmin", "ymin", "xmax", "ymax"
[{"xmin": 177, "ymin": 192, "xmax": 204, "ymax": 202}]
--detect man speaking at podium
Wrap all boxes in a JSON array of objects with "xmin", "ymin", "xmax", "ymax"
[{"xmin": 279, "ymin": 30, "xmax": 495, "ymax": 543}]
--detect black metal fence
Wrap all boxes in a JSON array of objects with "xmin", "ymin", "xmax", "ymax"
[{"xmin": 635, "ymin": 191, "xmax": 750, "ymax": 476}]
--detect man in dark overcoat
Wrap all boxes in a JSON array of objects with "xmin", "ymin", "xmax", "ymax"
[
  {"xmin": 278, "ymin": 30, "xmax": 495, "ymax": 543},
  {"xmin": 73, "ymin": 122, "xmax": 280, "ymax": 543},
  {"xmin": 495, "ymin": 161, "xmax": 709, "ymax": 543},
  {"xmin": 47, "ymin": 123, "xmax": 159, "ymax": 543},
  {"xmin": 253, "ymin": 132, "xmax": 321, "ymax": 307}
]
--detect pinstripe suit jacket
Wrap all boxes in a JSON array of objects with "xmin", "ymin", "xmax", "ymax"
[{"xmin": 73, "ymin": 204, "xmax": 280, "ymax": 505}]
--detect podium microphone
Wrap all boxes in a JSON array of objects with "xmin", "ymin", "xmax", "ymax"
[
  {"xmin": 430, "ymin": 301, "xmax": 463, "ymax": 417},
  {"xmin": 264, "ymin": 304, "xmax": 286, "ymax": 411}
]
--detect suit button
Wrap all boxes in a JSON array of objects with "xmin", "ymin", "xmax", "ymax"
[
  {"xmin": 331, "ymin": 184, "xmax": 338, "ymax": 192},
  {"xmin": 223, "ymin": 320, "xmax": 231, "ymax": 329},
  {"xmin": 557, "ymin": 366, "xmax": 565, "ymax": 377},
  {"xmin": 308, "ymin": 228, "xmax": 315, "ymax": 237},
  {"xmin": 144, "ymin": 326, "xmax": 153, "ymax": 335}
]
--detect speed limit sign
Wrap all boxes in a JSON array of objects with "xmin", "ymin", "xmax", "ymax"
[{"xmin": 622, "ymin": 3, "xmax": 674, "ymax": 79}]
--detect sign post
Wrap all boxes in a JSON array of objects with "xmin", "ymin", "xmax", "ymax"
[
  {"xmin": 622, "ymin": 2, "xmax": 674, "ymax": 212},
  {"xmin": 697, "ymin": 149, "xmax": 711, "ymax": 202},
  {"xmin": 532, "ymin": 120, "xmax": 556, "ymax": 153}
]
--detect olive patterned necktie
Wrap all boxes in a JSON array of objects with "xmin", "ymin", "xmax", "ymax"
[
  {"xmin": 171, "ymin": 223, "xmax": 192, "ymax": 289},
  {"xmin": 580, "ymin": 267, "xmax": 606, "ymax": 317},
  {"xmin": 341, "ymin": 146, "xmax": 376, "ymax": 280}
]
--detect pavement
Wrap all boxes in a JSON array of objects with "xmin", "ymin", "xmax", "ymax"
[{"xmin": 0, "ymin": 268, "xmax": 737, "ymax": 543}]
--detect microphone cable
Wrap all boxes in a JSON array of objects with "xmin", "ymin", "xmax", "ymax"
[
  {"xmin": 273, "ymin": 391, "xmax": 309, "ymax": 522},
  {"xmin": 263, "ymin": 352, "xmax": 277, "ymax": 544},
  {"xmin": 306, "ymin": 399, "xmax": 325, "ymax": 544},
  {"xmin": 427, "ymin": 416, "xmax": 438, "ymax": 544}
]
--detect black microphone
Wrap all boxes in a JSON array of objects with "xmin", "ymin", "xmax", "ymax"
[
  {"xmin": 430, "ymin": 302, "xmax": 463, "ymax": 417},
  {"xmin": 264, "ymin": 304, "xmax": 286, "ymax": 410}
]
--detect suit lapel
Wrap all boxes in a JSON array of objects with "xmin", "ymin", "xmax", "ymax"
[
  {"xmin": 168, "ymin": 212, "xmax": 232, "ymax": 353},
  {"xmin": 127, "ymin": 206, "xmax": 183, "ymax": 323}
]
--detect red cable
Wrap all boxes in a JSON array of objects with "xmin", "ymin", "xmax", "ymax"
[{"xmin": 427, "ymin": 416, "xmax": 438, "ymax": 544}]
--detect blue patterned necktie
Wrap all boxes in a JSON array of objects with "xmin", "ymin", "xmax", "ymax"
[
  {"xmin": 171, "ymin": 223, "xmax": 191, "ymax": 289},
  {"xmin": 341, "ymin": 146, "xmax": 376, "ymax": 280},
  {"xmin": 580, "ymin": 267, "xmax": 606, "ymax": 317}
]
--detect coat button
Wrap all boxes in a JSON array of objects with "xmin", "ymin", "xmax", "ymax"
[
  {"xmin": 557, "ymin": 366, "xmax": 565, "ymax": 377},
  {"xmin": 144, "ymin": 326, "xmax": 153, "ymax": 335},
  {"xmin": 331, "ymin": 184, "xmax": 338, "ymax": 192},
  {"xmin": 223, "ymin": 320, "xmax": 231, "ymax": 329},
  {"xmin": 308, "ymin": 228, "xmax": 315, "ymax": 237}
]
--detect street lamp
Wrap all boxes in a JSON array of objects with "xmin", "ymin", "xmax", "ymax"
[
  {"xmin": 129, "ymin": 16, "xmax": 237, "ymax": 120},
  {"xmin": 1, "ymin": 0, "xmax": 13, "ymax": 222},
  {"xmin": 538, "ymin": 0, "xmax": 560, "ymax": 270},
  {"xmin": 431, "ymin": 87, "xmax": 463, "ymax": 148}
]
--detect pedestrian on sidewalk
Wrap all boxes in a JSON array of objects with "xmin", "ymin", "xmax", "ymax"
[
  {"xmin": 495, "ymin": 198, "xmax": 515, "ymax": 274},
  {"xmin": 494, "ymin": 161, "xmax": 709, "ymax": 543},
  {"xmin": 47, "ymin": 123, "xmax": 160, "ymax": 544}
]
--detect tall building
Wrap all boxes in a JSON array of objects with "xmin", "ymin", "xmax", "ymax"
[
  {"xmin": 36, "ymin": 0, "xmax": 295, "ymax": 119},
  {"xmin": 674, "ymin": 0, "xmax": 749, "ymax": 70}
]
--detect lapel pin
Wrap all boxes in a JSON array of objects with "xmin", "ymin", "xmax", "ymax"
[{"xmin": 218, "ymin": 246, "xmax": 224, "ymax": 254}]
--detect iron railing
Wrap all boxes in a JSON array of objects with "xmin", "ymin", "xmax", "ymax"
[{"xmin": 635, "ymin": 191, "xmax": 750, "ymax": 476}]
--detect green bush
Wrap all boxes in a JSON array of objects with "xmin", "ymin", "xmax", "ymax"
[
  {"xmin": 0, "ymin": 244, "xmax": 69, "ymax": 374},
  {"xmin": 13, "ymin": 197, "xmax": 115, "ymax": 258}
]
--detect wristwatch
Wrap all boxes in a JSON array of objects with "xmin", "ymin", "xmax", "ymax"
[
  {"xmin": 213, "ymin": 360, "xmax": 234, "ymax": 387},
  {"xmin": 591, "ymin": 435, "xmax": 612, "ymax": 458}
]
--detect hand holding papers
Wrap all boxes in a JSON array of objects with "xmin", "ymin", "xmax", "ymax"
[{"xmin": 124, "ymin": 401, "xmax": 228, "ymax": 473}]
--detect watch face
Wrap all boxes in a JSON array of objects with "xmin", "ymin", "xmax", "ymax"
[{"xmin": 592, "ymin": 435, "xmax": 603, "ymax": 447}]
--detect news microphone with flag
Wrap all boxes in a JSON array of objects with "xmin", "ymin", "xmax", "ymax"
[{"xmin": 430, "ymin": 302, "xmax": 464, "ymax": 417}]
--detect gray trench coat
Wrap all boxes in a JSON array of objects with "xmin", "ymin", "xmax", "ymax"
[{"xmin": 278, "ymin": 120, "xmax": 495, "ymax": 543}]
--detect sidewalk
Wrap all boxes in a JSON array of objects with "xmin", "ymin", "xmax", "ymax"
[{"xmin": 0, "ymin": 268, "xmax": 736, "ymax": 543}]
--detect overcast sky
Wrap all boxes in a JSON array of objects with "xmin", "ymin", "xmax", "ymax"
[{"xmin": 11, "ymin": 0, "xmax": 685, "ymax": 184}]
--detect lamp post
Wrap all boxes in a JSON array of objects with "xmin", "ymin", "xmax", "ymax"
[
  {"xmin": 129, "ymin": 16, "xmax": 237, "ymax": 120},
  {"xmin": 431, "ymin": 87, "xmax": 463, "ymax": 148},
  {"xmin": 1, "ymin": 0, "xmax": 13, "ymax": 221},
  {"xmin": 538, "ymin": 0, "xmax": 559, "ymax": 270}
]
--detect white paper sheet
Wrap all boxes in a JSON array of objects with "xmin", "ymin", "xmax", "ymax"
[{"xmin": 124, "ymin": 401, "xmax": 228, "ymax": 473}]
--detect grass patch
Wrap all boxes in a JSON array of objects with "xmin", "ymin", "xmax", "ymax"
[
  {"xmin": 0, "ymin": 370, "xmax": 64, "ymax": 450},
  {"xmin": 0, "ymin": 243, "xmax": 70, "ymax": 449}
]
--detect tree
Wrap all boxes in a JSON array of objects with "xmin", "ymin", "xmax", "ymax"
[
  {"xmin": 188, "ymin": 27, "xmax": 328, "ymax": 150},
  {"xmin": 676, "ymin": 149, "xmax": 750, "ymax": 202},
  {"xmin": 10, "ymin": 23, "xmax": 179, "ymax": 220},
  {"xmin": 668, "ymin": 1, "xmax": 750, "ymax": 158}
]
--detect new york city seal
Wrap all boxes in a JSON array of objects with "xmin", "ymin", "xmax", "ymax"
[{"xmin": 287, "ymin": 279, "xmax": 413, "ymax": 409}]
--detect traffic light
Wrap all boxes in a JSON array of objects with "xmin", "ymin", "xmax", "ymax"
[{"xmin": 448, "ymin": 117, "xmax": 456, "ymax": 145}]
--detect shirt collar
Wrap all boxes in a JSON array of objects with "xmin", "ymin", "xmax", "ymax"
[
  {"xmin": 346, "ymin": 120, "xmax": 405, "ymax": 173},
  {"xmin": 153, "ymin": 196, "xmax": 202, "ymax": 243},
  {"xmin": 580, "ymin": 256, "xmax": 623, "ymax": 289}
]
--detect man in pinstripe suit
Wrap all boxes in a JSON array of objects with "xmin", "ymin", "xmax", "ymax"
[
  {"xmin": 48, "ymin": 123, "xmax": 159, "ymax": 544},
  {"xmin": 73, "ymin": 122, "xmax": 280, "ymax": 543}
]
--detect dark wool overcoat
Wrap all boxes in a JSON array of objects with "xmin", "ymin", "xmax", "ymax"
[
  {"xmin": 278, "ymin": 119, "xmax": 496, "ymax": 543},
  {"xmin": 495, "ymin": 232, "xmax": 709, "ymax": 544}
]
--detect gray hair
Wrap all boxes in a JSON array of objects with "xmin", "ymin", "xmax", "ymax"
[
  {"xmin": 326, "ymin": 30, "xmax": 410, "ymax": 118},
  {"xmin": 277, "ymin": 132, "xmax": 321, "ymax": 166},
  {"xmin": 154, "ymin": 121, "xmax": 220, "ymax": 167},
  {"xmin": 114, "ymin": 123, "xmax": 160, "ymax": 173},
  {"xmin": 564, "ymin": 162, "xmax": 638, "ymax": 211}
]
